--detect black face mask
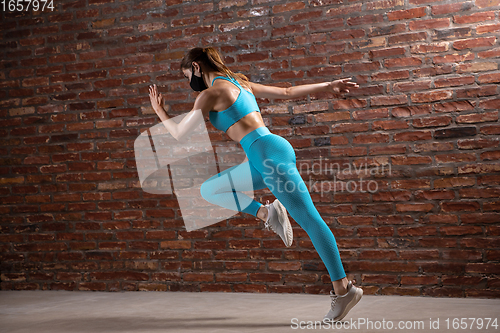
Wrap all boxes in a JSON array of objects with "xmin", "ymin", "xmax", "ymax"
[{"xmin": 190, "ymin": 65, "xmax": 207, "ymax": 91}]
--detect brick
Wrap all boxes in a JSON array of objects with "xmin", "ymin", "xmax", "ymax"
[
  {"xmin": 309, "ymin": 18, "xmax": 344, "ymax": 32},
  {"xmin": 409, "ymin": 18, "xmax": 450, "ymax": 30},
  {"xmin": 314, "ymin": 111, "xmax": 350, "ymax": 123},
  {"xmin": 433, "ymin": 53, "xmax": 475, "ymax": 64},
  {"xmin": 330, "ymin": 29, "xmax": 365, "ymax": 41},
  {"xmin": 435, "ymin": 153, "xmax": 476, "ymax": 164},
  {"xmin": 273, "ymin": 1, "xmax": 305, "ymax": 13},
  {"xmin": 372, "ymin": 70, "xmax": 409, "ymax": 81},
  {"xmin": 272, "ymin": 25, "xmax": 306, "ymax": 37},
  {"xmin": 291, "ymin": 56, "xmax": 326, "ymax": 67},
  {"xmin": 326, "ymin": 3, "xmax": 362, "ymax": 16},
  {"xmin": 356, "ymin": 227, "xmax": 394, "ymax": 237},
  {"xmin": 475, "ymin": 0, "xmax": 500, "ymax": 8},
  {"xmin": 233, "ymin": 284, "xmax": 266, "ymax": 293},
  {"xmin": 388, "ymin": 32, "xmax": 427, "ymax": 45},
  {"xmin": 219, "ymin": 20, "xmax": 250, "ymax": 33},
  {"xmin": 454, "ymin": 11, "xmax": 496, "ymax": 24},
  {"xmin": 411, "ymin": 90, "xmax": 453, "ymax": 103},
  {"xmin": 371, "ymin": 95, "xmax": 407, "ymax": 106},
  {"xmin": 219, "ymin": 0, "xmax": 247, "ymax": 9},
  {"xmin": 413, "ymin": 115, "xmax": 452, "ymax": 128},
  {"xmin": 249, "ymin": 273, "xmax": 281, "ymax": 282},
  {"xmin": 236, "ymin": 29, "xmax": 266, "ymax": 40},
  {"xmin": 393, "ymin": 131, "xmax": 433, "ymax": 142},
  {"xmin": 90, "ymin": 271, "xmax": 149, "ymax": 281},
  {"xmin": 368, "ymin": 24, "xmax": 406, "ymax": 38},
  {"xmin": 432, "ymin": 1, "xmax": 473, "ymax": 15},
  {"xmin": 194, "ymin": 241, "xmax": 226, "ymax": 250},
  {"xmin": 347, "ymin": 14, "xmax": 384, "ymax": 26},
  {"xmin": 480, "ymin": 150, "xmax": 500, "ymax": 161},
  {"xmin": 458, "ymin": 164, "xmax": 500, "ymax": 174},
  {"xmin": 387, "ymin": 7, "xmax": 426, "ymax": 21},
  {"xmin": 349, "ymin": 261, "xmax": 419, "ymax": 273},
  {"xmin": 479, "ymin": 98, "xmax": 500, "ymax": 110},
  {"xmin": 384, "ymin": 57, "xmax": 422, "ymax": 68},
  {"xmin": 477, "ymin": 23, "xmax": 500, "ymax": 34},
  {"xmin": 453, "ymin": 37, "xmax": 496, "ymax": 50},
  {"xmin": 293, "ymin": 102, "xmax": 328, "ymax": 114},
  {"xmin": 477, "ymin": 48, "xmax": 500, "ymax": 58},
  {"xmin": 290, "ymin": 10, "xmax": 322, "ymax": 23},
  {"xmin": 183, "ymin": 273, "xmax": 213, "ymax": 282},
  {"xmin": 229, "ymin": 239, "xmax": 260, "ymax": 249},
  {"xmin": 457, "ymin": 112, "xmax": 498, "ymax": 124},
  {"xmin": 411, "ymin": 42, "xmax": 449, "ymax": 54},
  {"xmin": 370, "ymin": 47, "xmax": 405, "ymax": 58},
  {"xmin": 401, "ymin": 276, "xmax": 439, "ymax": 285},
  {"xmin": 415, "ymin": 66, "xmax": 452, "ymax": 78},
  {"xmin": 434, "ymin": 101, "xmax": 474, "ymax": 113},
  {"xmin": 458, "ymin": 138, "xmax": 499, "ymax": 150},
  {"xmin": 433, "ymin": 27, "xmax": 471, "ymax": 40},
  {"xmin": 329, "ymin": 52, "xmax": 364, "ymax": 63},
  {"xmin": 435, "ymin": 76, "xmax": 475, "ymax": 87}
]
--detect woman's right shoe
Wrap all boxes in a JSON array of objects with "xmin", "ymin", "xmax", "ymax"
[
  {"xmin": 263, "ymin": 199, "xmax": 293, "ymax": 247},
  {"xmin": 323, "ymin": 281, "xmax": 363, "ymax": 322}
]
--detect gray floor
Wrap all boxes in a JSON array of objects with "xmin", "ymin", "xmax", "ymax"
[{"xmin": 1, "ymin": 291, "xmax": 499, "ymax": 333}]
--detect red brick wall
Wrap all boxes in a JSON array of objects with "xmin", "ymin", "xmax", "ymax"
[{"xmin": 1, "ymin": 0, "xmax": 499, "ymax": 297}]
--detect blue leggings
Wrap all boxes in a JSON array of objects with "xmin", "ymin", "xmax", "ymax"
[{"xmin": 200, "ymin": 126, "xmax": 346, "ymax": 281}]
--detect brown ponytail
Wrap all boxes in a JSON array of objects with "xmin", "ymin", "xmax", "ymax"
[{"xmin": 180, "ymin": 47, "xmax": 250, "ymax": 89}]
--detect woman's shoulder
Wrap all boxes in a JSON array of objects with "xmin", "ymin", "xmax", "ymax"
[
  {"xmin": 231, "ymin": 75, "xmax": 254, "ymax": 95},
  {"xmin": 211, "ymin": 76, "xmax": 248, "ymax": 93}
]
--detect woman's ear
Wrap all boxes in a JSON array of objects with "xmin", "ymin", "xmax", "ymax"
[{"xmin": 192, "ymin": 62, "xmax": 202, "ymax": 76}]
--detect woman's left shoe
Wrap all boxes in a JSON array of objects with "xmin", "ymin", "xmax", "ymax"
[
  {"xmin": 323, "ymin": 281, "xmax": 363, "ymax": 322},
  {"xmin": 264, "ymin": 199, "xmax": 293, "ymax": 247}
]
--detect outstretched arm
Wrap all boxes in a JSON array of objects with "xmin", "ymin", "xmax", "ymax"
[
  {"xmin": 249, "ymin": 78, "xmax": 359, "ymax": 100},
  {"xmin": 149, "ymin": 84, "xmax": 213, "ymax": 141}
]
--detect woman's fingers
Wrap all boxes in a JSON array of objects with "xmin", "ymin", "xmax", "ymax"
[
  {"xmin": 333, "ymin": 78, "xmax": 358, "ymax": 91},
  {"xmin": 149, "ymin": 85, "xmax": 159, "ymax": 108}
]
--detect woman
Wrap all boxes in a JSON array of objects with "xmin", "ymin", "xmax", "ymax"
[{"xmin": 149, "ymin": 47, "xmax": 362, "ymax": 322}]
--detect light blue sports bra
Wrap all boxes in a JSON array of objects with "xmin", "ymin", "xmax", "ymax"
[{"xmin": 209, "ymin": 76, "xmax": 260, "ymax": 132}]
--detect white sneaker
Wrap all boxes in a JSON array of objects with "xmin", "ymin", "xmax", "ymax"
[
  {"xmin": 263, "ymin": 199, "xmax": 293, "ymax": 247},
  {"xmin": 324, "ymin": 281, "xmax": 363, "ymax": 322}
]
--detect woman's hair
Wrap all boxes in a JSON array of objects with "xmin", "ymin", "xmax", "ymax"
[{"xmin": 180, "ymin": 47, "xmax": 250, "ymax": 89}]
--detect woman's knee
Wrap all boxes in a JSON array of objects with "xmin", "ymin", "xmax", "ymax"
[{"xmin": 200, "ymin": 179, "xmax": 216, "ymax": 201}]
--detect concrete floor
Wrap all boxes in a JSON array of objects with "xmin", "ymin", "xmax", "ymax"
[{"xmin": 0, "ymin": 291, "xmax": 499, "ymax": 333}]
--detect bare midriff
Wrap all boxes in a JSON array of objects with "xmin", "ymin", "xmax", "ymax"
[{"xmin": 225, "ymin": 111, "xmax": 266, "ymax": 143}]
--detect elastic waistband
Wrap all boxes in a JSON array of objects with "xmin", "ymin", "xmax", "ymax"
[{"xmin": 239, "ymin": 126, "xmax": 271, "ymax": 153}]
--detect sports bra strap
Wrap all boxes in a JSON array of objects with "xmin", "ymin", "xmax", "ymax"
[{"xmin": 211, "ymin": 75, "xmax": 240, "ymax": 87}]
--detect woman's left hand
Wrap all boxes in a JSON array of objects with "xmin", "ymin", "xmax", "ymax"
[{"xmin": 328, "ymin": 78, "xmax": 359, "ymax": 97}]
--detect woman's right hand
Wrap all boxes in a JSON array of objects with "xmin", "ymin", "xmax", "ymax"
[{"xmin": 328, "ymin": 78, "xmax": 359, "ymax": 98}]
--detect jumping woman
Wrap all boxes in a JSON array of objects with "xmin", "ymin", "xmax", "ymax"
[{"xmin": 148, "ymin": 47, "xmax": 363, "ymax": 321}]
